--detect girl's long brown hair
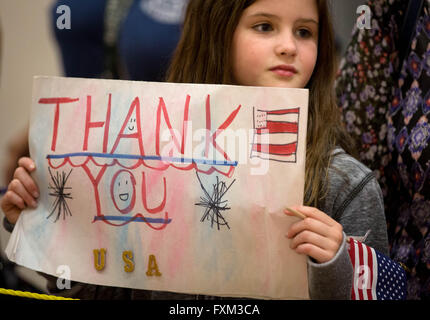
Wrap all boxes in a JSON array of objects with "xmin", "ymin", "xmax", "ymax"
[{"xmin": 166, "ymin": 0, "xmax": 356, "ymax": 208}]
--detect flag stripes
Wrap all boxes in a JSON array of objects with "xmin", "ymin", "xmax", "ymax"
[
  {"xmin": 251, "ymin": 107, "xmax": 300, "ymax": 163},
  {"xmin": 348, "ymin": 238, "xmax": 407, "ymax": 300}
]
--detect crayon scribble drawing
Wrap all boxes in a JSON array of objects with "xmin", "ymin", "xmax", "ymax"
[
  {"xmin": 47, "ymin": 167, "xmax": 73, "ymax": 222},
  {"xmin": 195, "ymin": 172, "xmax": 236, "ymax": 230},
  {"xmin": 251, "ymin": 107, "xmax": 300, "ymax": 163}
]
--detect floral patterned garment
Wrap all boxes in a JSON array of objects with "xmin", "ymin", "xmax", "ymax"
[{"xmin": 336, "ymin": 0, "xmax": 430, "ymax": 299}]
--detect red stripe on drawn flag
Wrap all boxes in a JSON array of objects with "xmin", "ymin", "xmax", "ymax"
[
  {"xmin": 266, "ymin": 108, "xmax": 300, "ymax": 115},
  {"xmin": 255, "ymin": 121, "xmax": 298, "ymax": 134},
  {"xmin": 251, "ymin": 142, "xmax": 297, "ymax": 156},
  {"xmin": 348, "ymin": 238, "xmax": 407, "ymax": 300},
  {"xmin": 252, "ymin": 108, "xmax": 299, "ymax": 162}
]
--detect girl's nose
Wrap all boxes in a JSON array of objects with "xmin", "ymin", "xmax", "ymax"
[{"xmin": 275, "ymin": 31, "xmax": 297, "ymax": 57}]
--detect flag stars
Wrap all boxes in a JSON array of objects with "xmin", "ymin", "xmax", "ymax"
[{"xmin": 350, "ymin": 239, "xmax": 407, "ymax": 300}]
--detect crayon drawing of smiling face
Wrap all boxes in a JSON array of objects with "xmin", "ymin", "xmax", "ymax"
[
  {"xmin": 126, "ymin": 117, "xmax": 137, "ymax": 134},
  {"xmin": 111, "ymin": 170, "xmax": 136, "ymax": 214}
]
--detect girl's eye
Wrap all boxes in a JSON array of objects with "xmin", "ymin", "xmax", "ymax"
[
  {"xmin": 253, "ymin": 23, "xmax": 273, "ymax": 32},
  {"xmin": 296, "ymin": 28, "xmax": 313, "ymax": 38}
]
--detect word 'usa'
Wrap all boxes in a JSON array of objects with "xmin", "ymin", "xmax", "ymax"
[{"xmin": 93, "ymin": 249, "xmax": 162, "ymax": 276}]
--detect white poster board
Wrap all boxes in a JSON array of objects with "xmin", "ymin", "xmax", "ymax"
[{"xmin": 6, "ymin": 76, "xmax": 309, "ymax": 299}]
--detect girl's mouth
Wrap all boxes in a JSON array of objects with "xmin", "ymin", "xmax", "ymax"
[{"xmin": 270, "ymin": 65, "xmax": 298, "ymax": 77}]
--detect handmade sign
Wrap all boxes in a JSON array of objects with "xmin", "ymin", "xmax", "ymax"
[{"xmin": 5, "ymin": 76, "xmax": 309, "ymax": 299}]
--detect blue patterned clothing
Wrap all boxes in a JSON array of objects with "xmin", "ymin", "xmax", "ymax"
[{"xmin": 336, "ymin": 0, "xmax": 430, "ymax": 300}]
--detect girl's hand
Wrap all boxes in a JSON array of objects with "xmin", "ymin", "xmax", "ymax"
[
  {"xmin": 285, "ymin": 206, "xmax": 343, "ymax": 264},
  {"xmin": 1, "ymin": 157, "xmax": 39, "ymax": 224}
]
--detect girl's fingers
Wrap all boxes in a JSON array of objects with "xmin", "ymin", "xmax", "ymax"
[
  {"xmin": 17, "ymin": 157, "xmax": 36, "ymax": 172},
  {"xmin": 285, "ymin": 206, "xmax": 343, "ymax": 245},
  {"xmin": 295, "ymin": 243, "xmax": 333, "ymax": 264},
  {"xmin": 289, "ymin": 229, "xmax": 340, "ymax": 254},
  {"xmin": 289, "ymin": 230, "xmax": 326, "ymax": 249},
  {"xmin": 285, "ymin": 206, "xmax": 337, "ymax": 226},
  {"xmin": 285, "ymin": 206, "xmax": 344, "ymax": 263},
  {"xmin": 3, "ymin": 190, "xmax": 26, "ymax": 210},
  {"xmin": 8, "ymin": 179, "xmax": 37, "ymax": 208},
  {"xmin": 13, "ymin": 166, "xmax": 39, "ymax": 199},
  {"xmin": 0, "ymin": 158, "xmax": 38, "ymax": 225},
  {"xmin": 1, "ymin": 190, "xmax": 26, "ymax": 224},
  {"xmin": 287, "ymin": 216, "xmax": 332, "ymax": 239}
]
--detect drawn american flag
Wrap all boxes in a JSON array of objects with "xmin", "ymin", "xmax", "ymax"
[
  {"xmin": 251, "ymin": 108, "xmax": 300, "ymax": 163},
  {"xmin": 348, "ymin": 238, "xmax": 407, "ymax": 300}
]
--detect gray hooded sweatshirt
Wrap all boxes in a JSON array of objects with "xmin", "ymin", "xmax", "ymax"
[{"xmin": 307, "ymin": 148, "xmax": 389, "ymax": 299}]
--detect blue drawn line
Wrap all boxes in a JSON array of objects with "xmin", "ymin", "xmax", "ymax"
[
  {"xmin": 0, "ymin": 187, "xmax": 7, "ymax": 196},
  {"xmin": 94, "ymin": 215, "xmax": 172, "ymax": 224},
  {"xmin": 46, "ymin": 152, "xmax": 238, "ymax": 167}
]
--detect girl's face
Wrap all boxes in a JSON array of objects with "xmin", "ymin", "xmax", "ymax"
[{"xmin": 231, "ymin": 0, "xmax": 319, "ymax": 88}]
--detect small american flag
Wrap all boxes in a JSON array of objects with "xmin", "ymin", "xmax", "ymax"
[
  {"xmin": 251, "ymin": 108, "xmax": 300, "ymax": 163},
  {"xmin": 348, "ymin": 238, "xmax": 407, "ymax": 300}
]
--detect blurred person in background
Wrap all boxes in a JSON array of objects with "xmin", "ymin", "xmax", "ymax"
[
  {"xmin": 1, "ymin": 0, "xmax": 187, "ymax": 295},
  {"xmin": 3, "ymin": 0, "xmax": 188, "ymax": 186},
  {"xmin": 52, "ymin": 0, "xmax": 187, "ymax": 81},
  {"xmin": 336, "ymin": 0, "xmax": 430, "ymax": 299}
]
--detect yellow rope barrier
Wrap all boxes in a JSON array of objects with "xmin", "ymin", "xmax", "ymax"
[{"xmin": 0, "ymin": 288, "xmax": 79, "ymax": 300}]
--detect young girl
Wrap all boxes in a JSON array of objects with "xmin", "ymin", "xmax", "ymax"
[{"xmin": 2, "ymin": 0, "xmax": 389, "ymax": 300}]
